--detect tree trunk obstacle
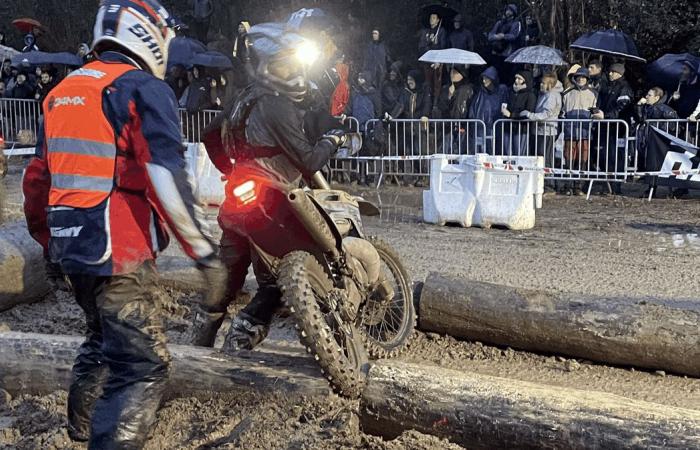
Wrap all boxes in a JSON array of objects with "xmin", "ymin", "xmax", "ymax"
[
  {"xmin": 0, "ymin": 222, "xmax": 49, "ymax": 311},
  {"xmin": 0, "ymin": 331, "xmax": 331, "ymax": 398},
  {"xmin": 418, "ymin": 272, "xmax": 700, "ymax": 377},
  {"xmin": 360, "ymin": 361, "xmax": 700, "ymax": 449},
  {"xmin": 3, "ymin": 332, "xmax": 700, "ymax": 448}
]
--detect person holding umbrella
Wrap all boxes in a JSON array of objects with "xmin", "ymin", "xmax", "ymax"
[
  {"xmin": 669, "ymin": 60, "xmax": 700, "ymax": 120},
  {"xmin": 418, "ymin": 7, "xmax": 450, "ymax": 109}
]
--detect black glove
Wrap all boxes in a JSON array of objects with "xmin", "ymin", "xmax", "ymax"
[
  {"xmin": 196, "ymin": 253, "xmax": 229, "ymax": 310},
  {"xmin": 321, "ymin": 129, "xmax": 348, "ymax": 149},
  {"xmin": 45, "ymin": 258, "xmax": 71, "ymax": 293}
]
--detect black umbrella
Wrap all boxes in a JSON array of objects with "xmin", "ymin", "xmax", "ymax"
[
  {"xmin": 647, "ymin": 53, "xmax": 700, "ymax": 89},
  {"xmin": 419, "ymin": 4, "xmax": 458, "ymax": 29},
  {"xmin": 191, "ymin": 51, "xmax": 233, "ymax": 70},
  {"xmin": 168, "ymin": 36, "xmax": 207, "ymax": 69},
  {"xmin": 11, "ymin": 51, "xmax": 82, "ymax": 67},
  {"xmin": 570, "ymin": 29, "xmax": 646, "ymax": 63}
]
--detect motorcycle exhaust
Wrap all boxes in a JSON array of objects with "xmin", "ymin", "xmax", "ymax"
[{"xmin": 288, "ymin": 188, "xmax": 338, "ymax": 256}]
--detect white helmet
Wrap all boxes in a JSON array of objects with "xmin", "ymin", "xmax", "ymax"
[{"xmin": 92, "ymin": 0, "xmax": 176, "ymax": 79}]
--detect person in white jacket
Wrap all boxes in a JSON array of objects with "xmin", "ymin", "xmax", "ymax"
[{"xmin": 521, "ymin": 72, "xmax": 562, "ymax": 172}]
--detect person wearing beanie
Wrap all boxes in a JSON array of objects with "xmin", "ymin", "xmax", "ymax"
[
  {"xmin": 561, "ymin": 66, "xmax": 598, "ymax": 195},
  {"xmin": 595, "ymin": 62, "xmax": 633, "ymax": 194}
]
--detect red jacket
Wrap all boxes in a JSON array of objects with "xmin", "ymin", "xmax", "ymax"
[{"xmin": 330, "ymin": 63, "xmax": 350, "ymax": 116}]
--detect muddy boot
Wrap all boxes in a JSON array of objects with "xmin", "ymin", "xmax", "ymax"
[
  {"xmin": 188, "ymin": 305, "xmax": 225, "ymax": 347},
  {"xmin": 221, "ymin": 314, "xmax": 270, "ymax": 354}
]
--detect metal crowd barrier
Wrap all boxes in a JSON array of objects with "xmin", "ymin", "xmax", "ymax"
[
  {"xmin": 347, "ymin": 118, "xmax": 487, "ymax": 186},
  {"xmin": 493, "ymin": 119, "xmax": 632, "ymax": 183},
  {"xmin": 178, "ymin": 108, "xmax": 221, "ymax": 143},
  {"xmin": 0, "ymin": 98, "xmax": 41, "ymax": 147}
]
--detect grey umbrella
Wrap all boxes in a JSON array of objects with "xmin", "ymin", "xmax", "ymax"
[
  {"xmin": 419, "ymin": 49, "xmax": 487, "ymax": 66},
  {"xmin": 505, "ymin": 45, "xmax": 567, "ymax": 66}
]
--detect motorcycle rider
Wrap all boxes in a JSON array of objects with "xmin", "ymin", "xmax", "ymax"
[
  {"xmin": 195, "ymin": 20, "xmax": 349, "ymax": 351},
  {"xmin": 22, "ymin": 0, "xmax": 226, "ymax": 447}
]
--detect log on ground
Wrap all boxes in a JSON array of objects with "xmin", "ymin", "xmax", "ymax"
[
  {"xmin": 0, "ymin": 222, "xmax": 49, "ymax": 311},
  {"xmin": 419, "ymin": 272, "xmax": 700, "ymax": 377},
  {"xmin": 0, "ymin": 331, "xmax": 330, "ymax": 398},
  {"xmin": 360, "ymin": 361, "xmax": 700, "ymax": 449}
]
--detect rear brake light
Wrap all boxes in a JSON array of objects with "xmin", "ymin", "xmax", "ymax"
[{"xmin": 233, "ymin": 180, "xmax": 256, "ymax": 205}]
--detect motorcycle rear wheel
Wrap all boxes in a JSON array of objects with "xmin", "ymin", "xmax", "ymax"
[
  {"xmin": 278, "ymin": 250, "xmax": 368, "ymax": 398},
  {"xmin": 359, "ymin": 237, "xmax": 416, "ymax": 359}
]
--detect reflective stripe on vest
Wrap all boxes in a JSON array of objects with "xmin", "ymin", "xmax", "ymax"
[{"xmin": 44, "ymin": 60, "xmax": 135, "ymax": 208}]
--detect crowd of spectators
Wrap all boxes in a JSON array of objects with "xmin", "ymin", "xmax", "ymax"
[{"xmin": 1, "ymin": 3, "xmax": 699, "ymax": 192}]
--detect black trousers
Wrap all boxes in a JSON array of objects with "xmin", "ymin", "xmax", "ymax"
[{"xmin": 67, "ymin": 261, "xmax": 170, "ymax": 450}]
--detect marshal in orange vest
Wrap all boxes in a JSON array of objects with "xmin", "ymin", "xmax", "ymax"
[{"xmin": 43, "ymin": 60, "xmax": 135, "ymax": 208}]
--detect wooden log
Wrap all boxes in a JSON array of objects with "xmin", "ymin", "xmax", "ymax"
[
  {"xmin": 360, "ymin": 361, "xmax": 700, "ymax": 449},
  {"xmin": 419, "ymin": 272, "xmax": 700, "ymax": 377},
  {"xmin": 0, "ymin": 221, "xmax": 49, "ymax": 311},
  {"xmin": 0, "ymin": 331, "xmax": 330, "ymax": 398}
]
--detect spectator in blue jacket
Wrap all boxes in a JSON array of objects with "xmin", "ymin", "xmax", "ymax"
[{"xmin": 468, "ymin": 66, "xmax": 509, "ymax": 153}]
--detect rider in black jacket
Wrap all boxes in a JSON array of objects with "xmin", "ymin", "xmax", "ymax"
[{"xmin": 195, "ymin": 20, "xmax": 347, "ymax": 350}]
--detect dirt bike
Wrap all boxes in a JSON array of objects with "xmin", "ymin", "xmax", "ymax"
[{"xmin": 222, "ymin": 134, "xmax": 415, "ymax": 398}]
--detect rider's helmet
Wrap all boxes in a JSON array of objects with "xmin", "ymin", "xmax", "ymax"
[
  {"xmin": 248, "ymin": 22, "xmax": 320, "ymax": 102},
  {"xmin": 91, "ymin": 0, "xmax": 177, "ymax": 80}
]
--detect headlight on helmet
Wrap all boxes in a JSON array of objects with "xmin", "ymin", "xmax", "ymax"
[{"xmin": 295, "ymin": 41, "xmax": 320, "ymax": 65}]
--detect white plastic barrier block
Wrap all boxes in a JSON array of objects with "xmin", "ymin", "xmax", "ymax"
[
  {"xmin": 423, "ymin": 154, "xmax": 544, "ymax": 230},
  {"xmin": 184, "ymin": 142, "xmax": 225, "ymax": 207}
]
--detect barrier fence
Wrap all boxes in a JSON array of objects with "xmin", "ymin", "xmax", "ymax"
[
  {"xmin": 0, "ymin": 98, "xmax": 41, "ymax": 147},
  {"xmin": 4, "ymin": 98, "xmax": 700, "ymax": 189}
]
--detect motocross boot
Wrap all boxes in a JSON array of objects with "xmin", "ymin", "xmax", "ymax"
[
  {"xmin": 221, "ymin": 314, "xmax": 270, "ymax": 353},
  {"xmin": 188, "ymin": 305, "xmax": 226, "ymax": 347}
]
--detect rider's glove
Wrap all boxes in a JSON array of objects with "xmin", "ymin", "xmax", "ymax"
[{"xmin": 321, "ymin": 129, "xmax": 348, "ymax": 149}]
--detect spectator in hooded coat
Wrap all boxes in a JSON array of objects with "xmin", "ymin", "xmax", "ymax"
[
  {"xmin": 561, "ymin": 67, "xmax": 597, "ymax": 195},
  {"xmin": 487, "ymin": 3, "xmax": 522, "ymax": 82},
  {"xmin": 449, "ymin": 14, "xmax": 474, "ymax": 52},
  {"xmin": 397, "ymin": 70, "xmax": 432, "ymax": 185},
  {"xmin": 363, "ymin": 29, "xmax": 391, "ymax": 91},
  {"xmin": 468, "ymin": 66, "xmax": 509, "ymax": 153},
  {"xmin": 346, "ymin": 71, "xmax": 382, "ymax": 130},
  {"xmin": 382, "ymin": 61, "xmax": 405, "ymax": 119},
  {"xmin": 488, "ymin": 4, "xmax": 522, "ymax": 57}
]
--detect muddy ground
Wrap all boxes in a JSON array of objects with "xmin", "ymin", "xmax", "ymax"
[{"xmin": 2, "ymin": 160, "xmax": 700, "ymax": 449}]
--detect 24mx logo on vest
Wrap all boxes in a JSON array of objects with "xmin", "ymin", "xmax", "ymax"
[{"xmin": 47, "ymin": 96, "xmax": 87, "ymax": 112}]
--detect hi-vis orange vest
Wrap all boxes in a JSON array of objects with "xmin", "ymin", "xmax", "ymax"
[{"xmin": 44, "ymin": 61, "xmax": 135, "ymax": 208}]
